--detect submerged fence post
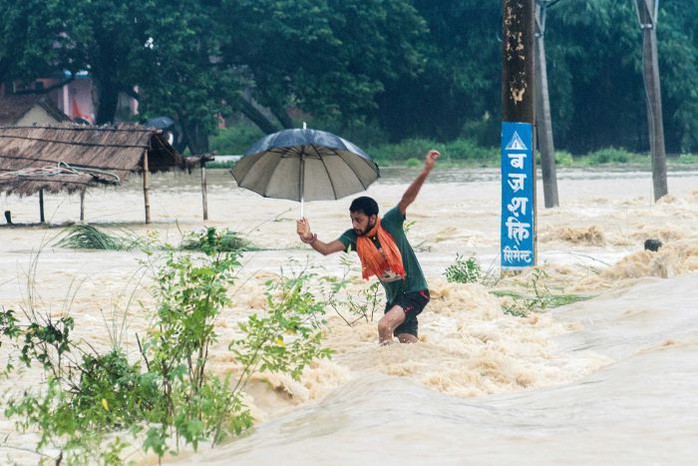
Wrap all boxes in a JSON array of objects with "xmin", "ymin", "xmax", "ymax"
[
  {"xmin": 143, "ymin": 151, "xmax": 151, "ymax": 224},
  {"xmin": 201, "ymin": 158, "xmax": 209, "ymax": 221},
  {"xmin": 39, "ymin": 189, "xmax": 45, "ymax": 224},
  {"xmin": 80, "ymin": 188, "xmax": 86, "ymax": 222}
]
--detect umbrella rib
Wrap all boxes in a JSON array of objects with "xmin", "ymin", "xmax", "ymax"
[
  {"xmin": 313, "ymin": 144, "xmax": 339, "ymax": 200},
  {"xmin": 331, "ymin": 147, "xmax": 369, "ymax": 191},
  {"xmin": 261, "ymin": 154, "xmax": 287, "ymax": 198}
]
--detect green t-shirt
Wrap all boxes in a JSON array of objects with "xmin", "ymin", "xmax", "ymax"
[{"xmin": 338, "ymin": 206, "xmax": 428, "ymax": 304}]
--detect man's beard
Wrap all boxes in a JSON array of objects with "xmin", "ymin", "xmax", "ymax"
[{"xmin": 356, "ymin": 218, "xmax": 376, "ymax": 236}]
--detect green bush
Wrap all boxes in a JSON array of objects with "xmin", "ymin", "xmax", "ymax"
[
  {"xmin": 443, "ymin": 254, "xmax": 481, "ymax": 284},
  {"xmin": 366, "ymin": 137, "xmax": 444, "ymax": 163},
  {"xmin": 180, "ymin": 227, "xmax": 252, "ymax": 253},
  {"xmin": 586, "ymin": 147, "xmax": 633, "ymax": 164},
  {"xmin": 366, "ymin": 137, "xmax": 498, "ymax": 166},
  {"xmin": 405, "ymin": 157, "xmax": 421, "ymax": 168},
  {"xmin": 210, "ymin": 124, "xmax": 264, "ymax": 155},
  {"xmin": 444, "ymin": 138, "xmax": 497, "ymax": 161},
  {"xmin": 2, "ymin": 245, "xmax": 331, "ymax": 464},
  {"xmin": 676, "ymin": 153, "xmax": 698, "ymax": 164},
  {"xmin": 554, "ymin": 150, "xmax": 575, "ymax": 166}
]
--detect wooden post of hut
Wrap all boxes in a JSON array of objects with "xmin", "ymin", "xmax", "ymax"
[
  {"xmin": 201, "ymin": 157, "xmax": 209, "ymax": 221},
  {"xmin": 39, "ymin": 188, "xmax": 45, "ymax": 223},
  {"xmin": 142, "ymin": 150, "xmax": 151, "ymax": 224},
  {"xmin": 79, "ymin": 187, "xmax": 86, "ymax": 221}
]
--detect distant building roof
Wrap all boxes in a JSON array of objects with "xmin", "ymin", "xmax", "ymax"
[{"xmin": 0, "ymin": 94, "xmax": 70, "ymax": 126}]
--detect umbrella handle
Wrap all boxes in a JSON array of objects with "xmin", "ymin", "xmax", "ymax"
[{"xmin": 299, "ymin": 153, "xmax": 305, "ymax": 218}]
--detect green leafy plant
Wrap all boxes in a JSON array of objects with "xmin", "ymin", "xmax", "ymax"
[
  {"xmin": 2, "ymin": 310, "xmax": 150, "ymax": 465},
  {"xmin": 493, "ymin": 268, "xmax": 592, "ymax": 317},
  {"xmin": 179, "ymin": 227, "xmax": 252, "ymax": 253},
  {"xmin": 3, "ymin": 238, "xmax": 332, "ymax": 464},
  {"xmin": 321, "ymin": 253, "xmax": 382, "ymax": 326},
  {"xmin": 230, "ymin": 267, "xmax": 332, "ymax": 382},
  {"xmin": 444, "ymin": 254, "xmax": 481, "ymax": 284}
]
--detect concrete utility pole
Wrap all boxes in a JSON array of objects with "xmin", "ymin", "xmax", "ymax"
[
  {"xmin": 634, "ymin": 0, "xmax": 668, "ymax": 201},
  {"xmin": 501, "ymin": 0, "xmax": 537, "ymax": 271},
  {"xmin": 535, "ymin": 0, "xmax": 560, "ymax": 208},
  {"xmin": 502, "ymin": 0, "xmax": 535, "ymax": 123}
]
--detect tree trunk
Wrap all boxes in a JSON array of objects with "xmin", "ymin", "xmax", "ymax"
[
  {"xmin": 272, "ymin": 106, "xmax": 294, "ymax": 129},
  {"xmin": 239, "ymin": 97, "xmax": 282, "ymax": 134},
  {"xmin": 180, "ymin": 116, "xmax": 210, "ymax": 155},
  {"xmin": 535, "ymin": 1, "xmax": 559, "ymax": 208},
  {"xmin": 94, "ymin": 76, "xmax": 120, "ymax": 125}
]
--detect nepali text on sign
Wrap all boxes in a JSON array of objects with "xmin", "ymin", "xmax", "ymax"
[{"xmin": 500, "ymin": 122, "xmax": 535, "ymax": 269}]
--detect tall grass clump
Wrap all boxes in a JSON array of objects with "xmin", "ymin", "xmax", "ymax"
[{"xmin": 55, "ymin": 224, "xmax": 142, "ymax": 250}]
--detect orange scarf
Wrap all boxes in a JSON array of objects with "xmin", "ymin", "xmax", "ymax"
[{"xmin": 356, "ymin": 217, "xmax": 405, "ymax": 280}]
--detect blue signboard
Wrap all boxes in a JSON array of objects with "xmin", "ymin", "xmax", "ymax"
[{"xmin": 501, "ymin": 122, "xmax": 536, "ymax": 269}]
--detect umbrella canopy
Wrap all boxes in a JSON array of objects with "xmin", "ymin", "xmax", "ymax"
[
  {"xmin": 144, "ymin": 116, "xmax": 175, "ymax": 130},
  {"xmin": 232, "ymin": 128, "xmax": 379, "ymax": 207}
]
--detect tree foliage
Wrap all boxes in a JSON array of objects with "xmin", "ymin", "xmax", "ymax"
[{"xmin": 1, "ymin": 0, "xmax": 697, "ymax": 153}]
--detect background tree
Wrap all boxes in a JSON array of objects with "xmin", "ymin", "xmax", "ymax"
[
  {"xmin": 136, "ymin": 0, "xmax": 241, "ymax": 154},
  {"xmin": 1, "ymin": 0, "xmax": 697, "ymax": 155},
  {"xmin": 0, "ymin": 0, "xmax": 83, "ymax": 89},
  {"xmin": 66, "ymin": 0, "xmax": 149, "ymax": 125},
  {"xmin": 220, "ymin": 0, "xmax": 428, "ymax": 134},
  {"xmin": 377, "ymin": 0, "xmax": 502, "ymax": 142}
]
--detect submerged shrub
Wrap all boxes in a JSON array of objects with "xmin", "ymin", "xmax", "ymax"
[
  {"xmin": 493, "ymin": 268, "xmax": 592, "ymax": 317},
  {"xmin": 4, "ymin": 245, "xmax": 330, "ymax": 464},
  {"xmin": 180, "ymin": 227, "xmax": 252, "ymax": 253},
  {"xmin": 444, "ymin": 254, "xmax": 481, "ymax": 284}
]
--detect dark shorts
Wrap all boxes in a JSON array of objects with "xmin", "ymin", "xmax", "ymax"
[{"xmin": 385, "ymin": 289, "xmax": 430, "ymax": 337}]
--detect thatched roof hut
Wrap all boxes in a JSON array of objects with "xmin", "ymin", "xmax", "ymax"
[{"xmin": 0, "ymin": 123, "xmax": 186, "ymax": 223}]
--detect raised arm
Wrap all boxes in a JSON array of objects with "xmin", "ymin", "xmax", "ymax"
[
  {"xmin": 296, "ymin": 217, "xmax": 346, "ymax": 256},
  {"xmin": 397, "ymin": 149, "xmax": 440, "ymax": 215}
]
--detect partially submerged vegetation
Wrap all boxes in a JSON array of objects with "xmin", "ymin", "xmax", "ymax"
[
  {"xmin": 1, "ymin": 239, "xmax": 330, "ymax": 464},
  {"xmin": 55, "ymin": 224, "xmax": 143, "ymax": 251},
  {"xmin": 442, "ymin": 254, "xmax": 593, "ymax": 318},
  {"xmin": 179, "ymin": 227, "xmax": 253, "ymax": 253},
  {"xmin": 55, "ymin": 224, "xmax": 254, "ymax": 253}
]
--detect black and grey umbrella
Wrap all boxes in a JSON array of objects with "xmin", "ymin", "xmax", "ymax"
[{"xmin": 232, "ymin": 127, "xmax": 379, "ymax": 217}]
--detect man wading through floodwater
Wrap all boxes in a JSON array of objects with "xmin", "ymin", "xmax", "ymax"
[{"xmin": 296, "ymin": 149, "xmax": 440, "ymax": 345}]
